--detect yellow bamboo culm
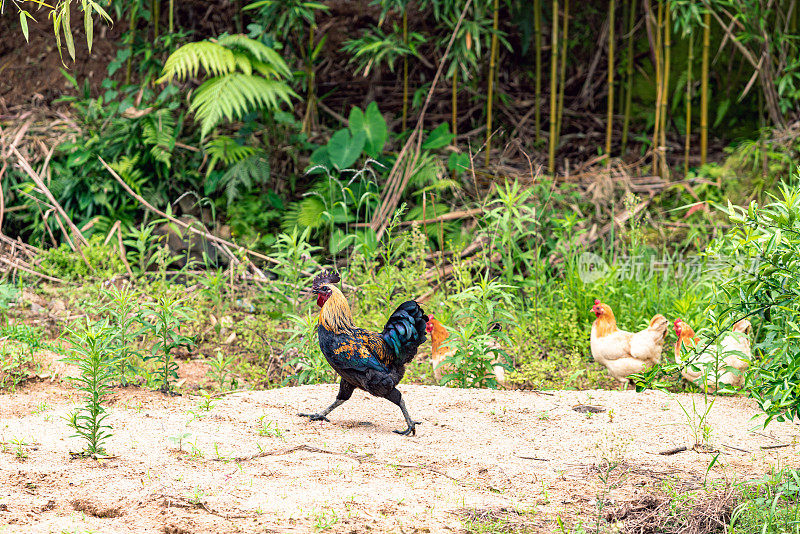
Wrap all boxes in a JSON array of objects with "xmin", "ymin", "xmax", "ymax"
[
  {"xmin": 659, "ymin": 2, "xmax": 670, "ymax": 178},
  {"xmin": 605, "ymin": 0, "xmax": 615, "ymax": 161},
  {"xmin": 621, "ymin": 0, "xmax": 637, "ymax": 152},
  {"xmin": 700, "ymin": 9, "xmax": 710, "ymax": 166},
  {"xmin": 556, "ymin": 0, "xmax": 570, "ymax": 141},
  {"xmin": 651, "ymin": 1, "xmax": 664, "ymax": 174},
  {"xmin": 168, "ymin": 0, "xmax": 174, "ymax": 33},
  {"xmin": 548, "ymin": 0, "xmax": 559, "ymax": 174},
  {"xmin": 485, "ymin": 0, "xmax": 500, "ymax": 167},
  {"xmin": 684, "ymin": 35, "xmax": 693, "ymax": 175},
  {"xmin": 534, "ymin": 0, "xmax": 542, "ymax": 143}
]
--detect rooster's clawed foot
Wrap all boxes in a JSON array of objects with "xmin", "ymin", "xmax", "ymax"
[
  {"xmin": 298, "ymin": 412, "xmax": 330, "ymax": 422},
  {"xmin": 393, "ymin": 421, "xmax": 421, "ymax": 436}
]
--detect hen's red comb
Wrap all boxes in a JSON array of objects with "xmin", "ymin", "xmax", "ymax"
[{"xmin": 594, "ymin": 299, "xmax": 600, "ymax": 305}]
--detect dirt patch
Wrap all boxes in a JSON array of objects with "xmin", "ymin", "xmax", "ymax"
[
  {"xmin": 0, "ymin": 371, "xmax": 799, "ymax": 533},
  {"xmin": 71, "ymin": 498, "xmax": 123, "ymax": 518}
]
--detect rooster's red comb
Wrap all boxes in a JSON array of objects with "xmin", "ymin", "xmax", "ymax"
[{"xmin": 312, "ymin": 269, "xmax": 340, "ymax": 293}]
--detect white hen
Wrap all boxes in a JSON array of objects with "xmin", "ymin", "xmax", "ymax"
[{"xmin": 590, "ymin": 300, "xmax": 669, "ymax": 389}]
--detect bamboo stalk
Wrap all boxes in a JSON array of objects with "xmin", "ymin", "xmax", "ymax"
[
  {"xmin": 651, "ymin": 0, "xmax": 663, "ymax": 174},
  {"xmin": 534, "ymin": 0, "xmax": 542, "ymax": 143},
  {"xmin": 402, "ymin": 8, "xmax": 409, "ymax": 132},
  {"xmin": 700, "ymin": 9, "xmax": 710, "ymax": 166},
  {"xmin": 621, "ymin": 0, "xmax": 637, "ymax": 152},
  {"xmin": 485, "ymin": 0, "xmax": 500, "ymax": 167},
  {"xmin": 605, "ymin": 0, "xmax": 615, "ymax": 160},
  {"xmin": 548, "ymin": 0, "xmax": 559, "ymax": 174},
  {"xmin": 556, "ymin": 0, "xmax": 569, "ymax": 141},
  {"xmin": 659, "ymin": 2, "xmax": 670, "ymax": 178},
  {"xmin": 618, "ymin": 0, "xmax": 628, "ymax": 114},
  {"xmin": 684, "ymin": 35, "xmax": 693, "ymax": 175},
  {"xmin": 168, "ymin": 0, "xmax": 174, "ymax": 33}
]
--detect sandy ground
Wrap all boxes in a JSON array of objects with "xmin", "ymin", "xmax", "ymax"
[{"xmin": 1, "ymin": 370, "xmax": 799, "ymax": 533}]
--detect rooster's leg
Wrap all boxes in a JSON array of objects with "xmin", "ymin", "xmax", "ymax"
[
  {"xmin": 299, "ymin": 379, "xmax": 354, "ymax": 422},
  {"xmin": 386, "ymin": 388, "xmax": 420, "ymax": 436}
]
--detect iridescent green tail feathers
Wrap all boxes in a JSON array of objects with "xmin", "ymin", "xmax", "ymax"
[{"xmin": 381, "ymin": 301, "xmax": 429, "ymax": 365}]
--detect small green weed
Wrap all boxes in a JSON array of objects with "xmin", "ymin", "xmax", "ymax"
[
  {"xmin": 257, "ymin": 416, "xmax": 284, "ymax": 438},
  {"xmin": 140, "ymin": 294, "xmax": 194, "ymax": 392},
  {"xmin": 63, "ymin": 320, "xmax": 119, "ymax": 457},
  {"xmin": 204, "ymin": 349, "xmax": 237, "ymax": 390},
  {"xmin": 102, "ymin": 284, "xmax": 143, "ymax": 384}
]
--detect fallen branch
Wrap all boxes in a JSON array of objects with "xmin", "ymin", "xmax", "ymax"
[
  {"xmin": 217, "ymin": 444, "xmax": 465, "ymax": 483},
  {"xmin": 722, "ymin": 443, "xmax": 751, "ymax": 453},
  {"xmin": 577, "ymin": 199, "xmax": 651, "ymax": 248},
  {"xmin": 0, "ymin": 256, "xmax": 64, "ymax": 283},
  {"xmin": 761, "ymin": 443, "xmax": 793, "ymax": 450},
  {"xmin": 11, "ymin": 146, "xmax": 88, "ymax": 247},
  {"xmin": 658, "ymin": 446, "xmax": 688, "ymax": 456},
  {"xmin": 352, "ymin": 208, "xmax": 484, "ymax": 229}
]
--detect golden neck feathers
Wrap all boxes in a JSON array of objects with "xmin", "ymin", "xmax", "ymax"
[{"xmin": 319, "ymin": 286, "xmax": 354, "ymax": 334}]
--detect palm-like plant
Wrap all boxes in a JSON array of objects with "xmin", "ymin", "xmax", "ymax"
[
  {"xmin": 342, "ymin": 24, "xmax": 424, "ymax": 78},
  {"xmin": 157, "ymin": 34, "xmax": 296, "ymax": 137}
]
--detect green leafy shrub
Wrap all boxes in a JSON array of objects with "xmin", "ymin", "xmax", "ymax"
[
  {"xmin": 39, "ymin": 235, "xmax": 125, "ymax": 281},
  {"xmin": 439, "ymin": 276, "xmax": 514, "ymax": 389},
  {"xmin": 711, "ymin": 180, "xmax": 800, "ymax": 423}
]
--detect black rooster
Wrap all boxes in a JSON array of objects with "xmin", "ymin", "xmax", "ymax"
[{"xmin": 298, "ymin": 270, "xmax": 429, "ymax": 436}]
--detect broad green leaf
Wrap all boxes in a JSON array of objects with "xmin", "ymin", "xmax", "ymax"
[
  {"xmin": 447, "ymin": 152, "xmax": 471, "ymax": 174},
  {"xmin": 349, "ymin": 104, "xmax": 387, "ymax": 158},
  {"xmin": 329, "ymin": 229, "xmax": 355, "ymax": 254},
  {"xmin": 327, "ymin": 128, "xmax": 366, "ymax": 170},
  {"xmin": 363, "ymin": 102, "xmax": 387, "ymax": 157},
  {"xmin": 423, "ymin": 122, "xmax": 454, "ymax": 150}
]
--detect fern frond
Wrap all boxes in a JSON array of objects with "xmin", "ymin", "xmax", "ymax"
[
  {"xmin": 157, "ymin": 41, "xmax": 237, "ymax": 83},
  {"xmin": 282, "ymin": 197, "xmax": 326, "ymax": 232},
  {"xmin": 220, "ymin": 154, "xmax": 271, "ymax": 205},
  {"xmin": 190, "ymin": 73, "xmax": 296, "ymax": 137},
  {"xmin": 110, "ymin": 156, "xmax": 145, "ymax": 192},
  {"xmin": 205, "ymin": 136, "xmax": 257, "ymax": 171},
  {"xmin": 217, "ymin": 34, "xmax": 292, "ymax": 78},
  {"xmin": 142, "ymin": 109, "xmax": 177, "ymax": 168}
]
